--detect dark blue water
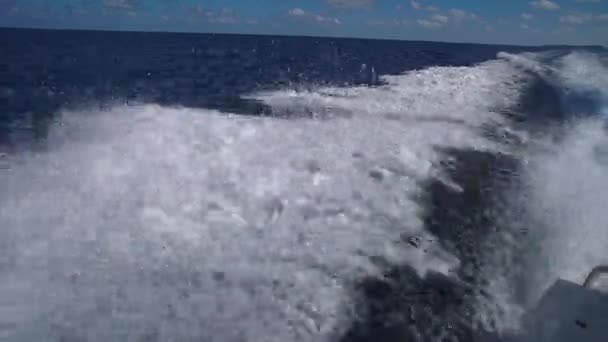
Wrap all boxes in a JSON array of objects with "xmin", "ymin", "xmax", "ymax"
[
  {"xmin": 0, "ymin": 28, "xmax": 607, "ymax": 342},
  {"xmin": 0, "ymin": 28, "xmax": 553, "ymax": 138}
]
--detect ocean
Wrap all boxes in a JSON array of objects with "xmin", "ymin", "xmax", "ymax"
[{"xmin": 0, "ymin": 27, "xmax": 607, "ymax": 342}]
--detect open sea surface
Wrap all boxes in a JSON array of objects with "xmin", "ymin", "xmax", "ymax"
[{"xmin": 0, "ymin": 28, "xmax": 607, "ymax": 341}]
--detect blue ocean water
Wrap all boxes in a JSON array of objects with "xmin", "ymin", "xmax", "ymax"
[
  {"xmin": 0, "ymin": 28, "xmax": 563, "ymax": 131},
  {"xmin": 0, "ymin": 28, "xmax": 607, "ymax": 342}
]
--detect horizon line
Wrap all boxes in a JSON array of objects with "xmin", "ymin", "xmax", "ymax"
[{"xmin": 1, "ymin": 25, "xmax": 605, "ymax": 50}]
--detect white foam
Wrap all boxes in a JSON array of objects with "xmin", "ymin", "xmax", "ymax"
[
  {"xmin": 499, "ymin": 50, "xmax": 608, "ymax": 109},
  {"xmin": 0, "ymin": 59, "xmax": 526, "ymax": 341},
  {"xmin": 556, "ymin": 51, "xmax": 608, "ymax": 96},
  {"xmin": 475, "ymin": 119, "xmax": 608, "ymax": 335},
  {"xmin": 474, "ymin": 50, "xmax": 608, "ymax": 334},
  {"xmin": 497, "ymin": 51, "xmax": 547, "ymax": 74},
  {"xmin": 513, "ymin": 120, "xmax": 608, "ymax": 304}
]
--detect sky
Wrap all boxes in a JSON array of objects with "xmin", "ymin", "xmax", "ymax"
[{"xmin": 1, "ymin": 0, "xmax": 607, "ymax": 46}]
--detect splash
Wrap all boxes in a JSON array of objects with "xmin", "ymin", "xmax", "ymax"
[
  {"xmin": 0, "ymin": 58, "xmax": 527, "ymax": 341},
  {"xmin": 475, "ymin": 50, "xmax": 608, "ymax": 335},
  {"xmin": 499, "ymin": 50, "xmax": 608, "ymax": 117}
]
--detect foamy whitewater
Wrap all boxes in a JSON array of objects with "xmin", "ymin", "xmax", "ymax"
[
  {"xmin": 0, "ymin": 48, "xmax": 607, "ymax": 341},
  {"xmin": 476, "ymin": 51, "xmax": 608, "ymax": 333}
]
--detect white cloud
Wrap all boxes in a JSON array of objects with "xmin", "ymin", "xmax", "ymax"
[
  {"xmin": 432, "ymin": 14, "xmax": 448, "ymax": 24},
  {"xmin": 103, "ymin": 0, "xmax": 139, "ymax": 16},
  {"xmin": 529, "ymin": 0, "xmax": 560, "ymax": 10},
  {"xmin": 485, "ymin": 25, "xmax": 494, "ymax": 32},
  {"xmin": 417, "ymin": 13, "xmax": 449, "ymax": 29},
  {"xmin": 522, "ymin": 13, "xmax": 533, "ymax": 20},
  {"xmin": 560, "ymin": 13, "xmax": 592, "ymax": 25},
  {"xmin": 417, "ymin": 19, "xmax": 442, "ymax": 29},
  {"xmin": 448, "ymin": 8, "xmax": 478, "ymax": 23},
  {"xmin": 414, "ymin": 8, "xmax": 479, "ymax": 29},
  {"xmin": 411, "ymin": 0, "xmax": 421, "ymax": 10},
  {"xmin": 368, "ymin": 19, "xmax": 409, "ymax": 27},
  {"xmin": 287, "ymin": 8, "xmax": 342, "ymax": 24},
  {"xmin": 450, "ymin": 8, "xmax": 466, "ymax": 20},
  {"xmin": 189, "ymin": 6, "xmax": 246, "ymax": 25},
  {"xmin": 288, "ymin": 8, "xmax": 306, "ymax": 16},
  {"xmin": 427, "ymin": 6, "xmax": 439, "ymax": 12},
  {"xmin": 520, "ymin": 23, "xmax": 540, "ymax": 32},
  {"xmin": 557, "ymin": 11, "xmax": 608, "ymax": 25},
  {"xmin": 315, "ymin": 14, "xmax": 342, "ymax": 24}
]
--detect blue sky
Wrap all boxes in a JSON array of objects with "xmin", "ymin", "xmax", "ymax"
[{"xmin": 1, "ymin": 0, "xmax": 607, "ymax": 45}]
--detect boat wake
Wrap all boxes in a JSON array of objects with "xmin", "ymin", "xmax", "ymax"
[{"xmin": 0, "ymin": 49, "xmax": 607, "ymax": 341}]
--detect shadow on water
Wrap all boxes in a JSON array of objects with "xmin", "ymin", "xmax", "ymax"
[
  {"xmin": 515, "ymin": 65, "xmax": 606, "ymax": 130},
  {"xmin": 517, "ymin": 76, "xmax": 565, "ymax": 124},
  {"xmin": 341, "ymin": 148, "xmax": 519, "ymax": 342}
]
